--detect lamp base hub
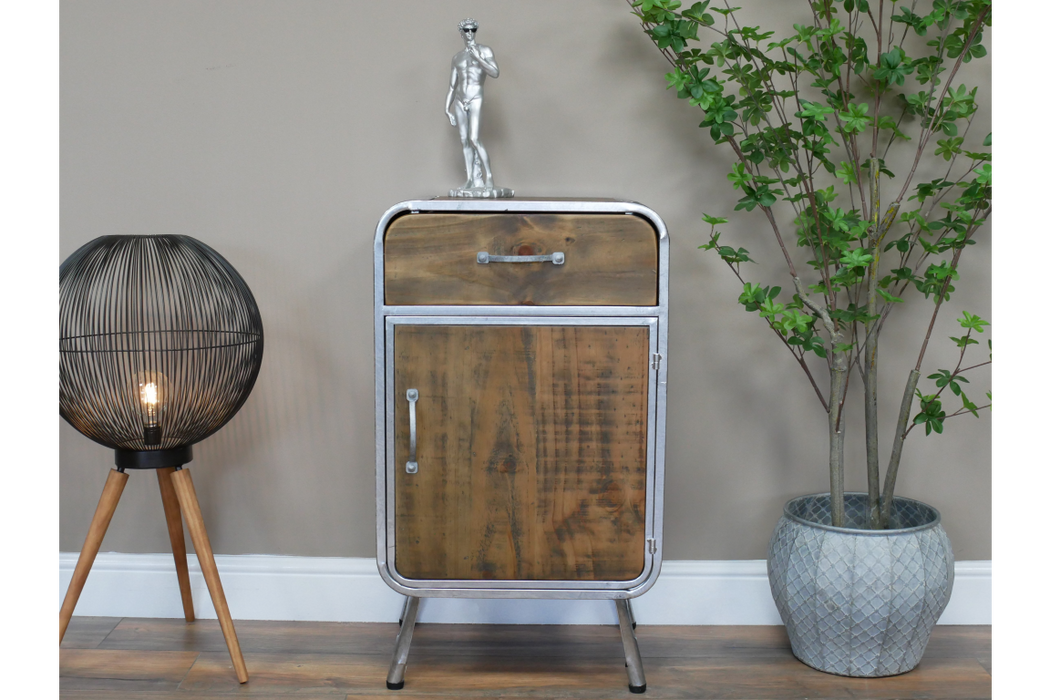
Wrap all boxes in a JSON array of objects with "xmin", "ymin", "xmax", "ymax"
[{"xmin": 115, "ymin": 445, "xmax": 193, "ymax": 470}]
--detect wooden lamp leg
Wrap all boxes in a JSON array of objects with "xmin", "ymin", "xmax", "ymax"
[
  {"xmin": 169, "ymin": 467, "xmax": 249, "ymax": 684},
  {"xmin": 157, "ymin": 467, "xmax": 195, "ymax": 622},
  {"xmin": 60, "ymin": 468, "xmax": 129, "ymax": 643}
]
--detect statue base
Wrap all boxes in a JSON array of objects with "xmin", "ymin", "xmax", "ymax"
[{"xmin": 449, "ymin": 186, "xmax": 515, "ymax": 199}]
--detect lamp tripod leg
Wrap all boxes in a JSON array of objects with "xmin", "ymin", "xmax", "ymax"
[
  {"xmin": 157, "ymin": 467, "xmax": 194, "ymax": 622},
  {"xmin": 386, "ymin": 596, "xmax": 420, "ymax": 690},
  {"xmin": 60, "ymin": 468, "xmax": 128, "ymax": 643},
  {"xmin": 170, "ymin": 467, "xmax": 248, "ymax": 684}
]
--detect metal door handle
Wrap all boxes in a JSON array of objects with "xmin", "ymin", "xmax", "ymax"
[
  {"xmin": 476, "ymin": 251, "xmax": 565, "ymax": 265},
  {"xmin": 406, "ymin": 389, "xmax": 418, "ymax": 474}
]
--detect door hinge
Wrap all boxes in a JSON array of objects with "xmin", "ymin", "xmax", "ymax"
[
  {"xmin": 647, "ymin": 538, "xmax": 657, "ymax": 554},
  {"xmin": 651, "ymin": 353, "xmax": 662, "ymax": 371}
]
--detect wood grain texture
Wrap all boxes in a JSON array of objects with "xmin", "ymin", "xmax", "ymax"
[
  {"xmin": 98, "ymin": 618, "xmax": 398, "ymax": 655},
  {"xmin": 59, "ymin": 619, "xmax": 991, "ymax": 699},
  {"xmin": 157, "ymin": 467, "xmax": 195, "ymax": 622},
  {"xmin": 170, "ymin": 468, "xmax": 249, "ymax": 684},
  {"xmin": 60, "ymin": 468, "xmax": 129, "ymax": 643},
  {"xmin": 384, "ymin": 213, "xmax": 659, "ymax": 306},
  {"xmin": 60, "ymin": 616, "xmax": 122, "ymax": 650},
  {"xmin": 60, "ymin": 649, "xmax": 199, "ymax": 693},
  {"xmin": 394, "ymin": 325, "xmax": 650, "ymax": 581},
  {"xmin": 179, "ymin": 652, "xmax": 382, "ymax": 694},
  {"xmin": 61, "ymin": 649, "xmax": 200, "ymax": 681}
]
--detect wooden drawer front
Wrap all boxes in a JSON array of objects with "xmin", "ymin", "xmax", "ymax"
[
  {"xmin": 384, "ymin": 213, "xmax": 658, "ymax": 306},
  {"xmin": 393, "ymin": 324, "xmax": 649, "ymax": 581}
]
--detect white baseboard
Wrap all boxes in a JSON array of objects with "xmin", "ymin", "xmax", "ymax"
[{"xmin": 59, "ymin": 553, "xmax": 990, "ymax": 625}]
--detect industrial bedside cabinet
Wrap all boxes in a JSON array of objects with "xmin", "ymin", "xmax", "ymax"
[{"xmin": 374, "ymin": 199, "xmax": 669, "ymax": 692}]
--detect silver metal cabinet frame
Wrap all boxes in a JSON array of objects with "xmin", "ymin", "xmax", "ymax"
[{"xmin": 373, "ymin": 199, "xmax": 669, "ymax": 692}]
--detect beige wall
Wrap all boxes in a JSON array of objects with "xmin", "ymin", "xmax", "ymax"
[{"xmin": 60, "ymin": 0, "xmax": 991, "ymax": 561}]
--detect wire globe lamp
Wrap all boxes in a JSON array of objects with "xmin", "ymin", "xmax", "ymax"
[
  {"xmin": 60, "ymin": 234, "xmax": 264, "ymax": 469},
  {"xmin": 58, "ymin": 234, "xmax": 262, "ymax": 683}
]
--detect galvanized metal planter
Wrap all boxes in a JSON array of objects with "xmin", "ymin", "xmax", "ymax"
[{"xmin": 767, "ymin": 493, "xmax": 954, "ymax": 677}]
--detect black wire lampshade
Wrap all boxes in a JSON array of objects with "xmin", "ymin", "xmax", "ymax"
[{"xmin": 60, "ymin": 235, "xmax": 264, "ymax": 470}]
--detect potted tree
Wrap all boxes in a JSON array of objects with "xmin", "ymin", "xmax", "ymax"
[{"xmin": 629, "ymin": 0, "xmax": 991, "ymax": 677}]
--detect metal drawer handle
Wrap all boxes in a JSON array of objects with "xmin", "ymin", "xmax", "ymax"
[
  {"xmin": 406, "ymin": 389, "xmax": 419, "ymax": 474},
  {"xmin": 476, "ymin": 251, "xmax": 565, "ymax": 265}
]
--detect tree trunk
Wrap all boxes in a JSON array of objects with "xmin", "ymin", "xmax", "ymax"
[
  {"xmin": 880, "ymin": 369, "xmax": 921, "ymax": 528},
  {"xmin": 864, "ymin": 158, "xmax": 882, "ymax": 530},
  {"xmin": 829, "ymin": 345, "xmax": 848, "ymax": 527}
]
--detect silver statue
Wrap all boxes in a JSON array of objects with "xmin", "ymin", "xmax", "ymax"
[{"xmin": 446, "ymin": 18, "xmax": 513, "ymax": 198}]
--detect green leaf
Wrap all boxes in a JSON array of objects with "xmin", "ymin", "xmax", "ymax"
[
  {"xmin": 758, "ymin": 295, "xmax": 786, "ymax": 323},
  {"xmin": 975, "ymin": 162, "xmax": 991, "ymax": 186},
  {"xmin": 959, "ymin": 311, "xmax": 989, "ymax": 332},
  {"xmin": 839, "ymin": 249, "xmax": 874, "ymax": 269},
  {"xmin": 877, "ymin": 288, "xmax": 904, "ymax": 303},
  {"xmin": 727, "ymin": 163, "xmax": 752, "ymax": 188},
  {"xmin": 702, "ymin": 213, "xmax": 729, "ymax": 225},
  {"xmin": 927, "ymin": 369, "xmax": 953, "ymax": 388},
  {"xmin": 718, "ymin": 245, "xmax": 753, "ymax": 265},
  {"xmin": 835, "ymin": 161, "xmax": 858, "ymax": 185},
  {"xmin": 960, "ymin": 391, "xmax": 980, "ymax": 417},
  {"xmin": 873, "ymin": 46, "xmax": 913, "ymax": 85},
  {"xmin": 914, "ymin": 392, "xmax": 946, "ymax": 436},
  {"xmin": 934, "ymin": 136, "xmax": 964, "ymax": 161},
  {"xmin": 983, "ymin": 132, "xmax": 992, "ymax": 147},
  {"xmin": 839, "ymin": 102, "xmax": 873, "ymax": 133},
  {"xmin": 796, "ymin": 99, "xmax": 836, "ymax": 122}
]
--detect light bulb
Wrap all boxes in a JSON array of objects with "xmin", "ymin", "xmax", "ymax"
[
  {"xmin": 140, "ymin": 382, "xmax": 159, "ymax": 425},
  {"xmin": 137, "ymin": 372, "xmax": 166, "ymax": 447}
]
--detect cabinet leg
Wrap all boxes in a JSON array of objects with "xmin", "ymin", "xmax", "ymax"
[
  {"xmin": 398, "ymin": 596, "xmax": 410, "ymax": 627},
  {"xmin": 157, "ymin": 467, "xmax": 194, "ymax": 622},
  {"xmin": 616, "ymin": 599, "xmax": 646, "ymax": 693},
  {"xmin": 170, "ymin": 467, "xmax": 249, "ymax": 684},
  {"xmin": 60, "ymin": 468, "xmax": 129, "ymax": 643},
  {"xmin": 386, "ymin": 596, "xmax": 420, "ymax": 690},
  {"xmin": 625, "ymin": 598, "xmax": 637, "ymax": 630}
]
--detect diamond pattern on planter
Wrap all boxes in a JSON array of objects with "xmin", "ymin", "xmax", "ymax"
[{"xmin": 767, "ymin": 493, "xmax": 953, "ymax": 677}]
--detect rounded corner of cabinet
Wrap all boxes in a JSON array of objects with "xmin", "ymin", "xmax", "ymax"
[
  {"xmin": 622, "ymin": 203, "xmax": 668, "ymax": 243},
  {"xmin": 375, "ymin": 201, "xmax": 419, "ymax": 244}
]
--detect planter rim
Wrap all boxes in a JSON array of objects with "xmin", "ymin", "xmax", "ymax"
[{"xmin": 782, "ymin": 492, "xmax": 942, "ymax": 536}]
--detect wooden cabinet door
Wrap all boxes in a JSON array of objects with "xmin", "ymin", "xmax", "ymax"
[{"xmin": 391, "ymin": 323, "xmax": 651, "ymax": 582}]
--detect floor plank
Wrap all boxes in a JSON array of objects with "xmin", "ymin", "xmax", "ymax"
[
  {"xmin": 922, "ymin": 625, "xmax": 993, "ymax": 659},
  {"xmin": 644, "ymin": 656, "xmax": 991, "ymax": 699},
  {"xmin": 59, "ymin": 619, "xmax": 990, "ymax": 700},
  {"xmin": 100, "ymin": 618, "xmax": 398, "ymax": 656},
  {"xmin": 179, "ymin": 652, "xmax": 383, "ymax": 694},
  {"xmin": 60, "ymin": 693, "xmax": 350, "ymax": 700},
  {"xmin": 61, "ymin": 616, "xmax": 122, "ymax": 649},
  {"xmin": 60, "ymin": 649, "xmax": 200, "ymax": 693}
]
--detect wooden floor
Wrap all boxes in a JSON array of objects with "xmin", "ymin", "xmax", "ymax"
[{"xmin": 60, "ymin": 617, "xmax": 990, "ymax": 699}]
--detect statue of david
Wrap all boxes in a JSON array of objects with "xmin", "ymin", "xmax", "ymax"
[{"xmin": 445, "ymin": 18, "xmax": 513, "ymax": 198}]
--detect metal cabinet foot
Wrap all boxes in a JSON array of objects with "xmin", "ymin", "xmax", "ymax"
[
  {"xmin": 386, "ymin": 596, "xmax": 419, "ymax": 690},
  {"xmin": 617, "ymin": 599, "xmax": 646, "ymax": 693}
]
